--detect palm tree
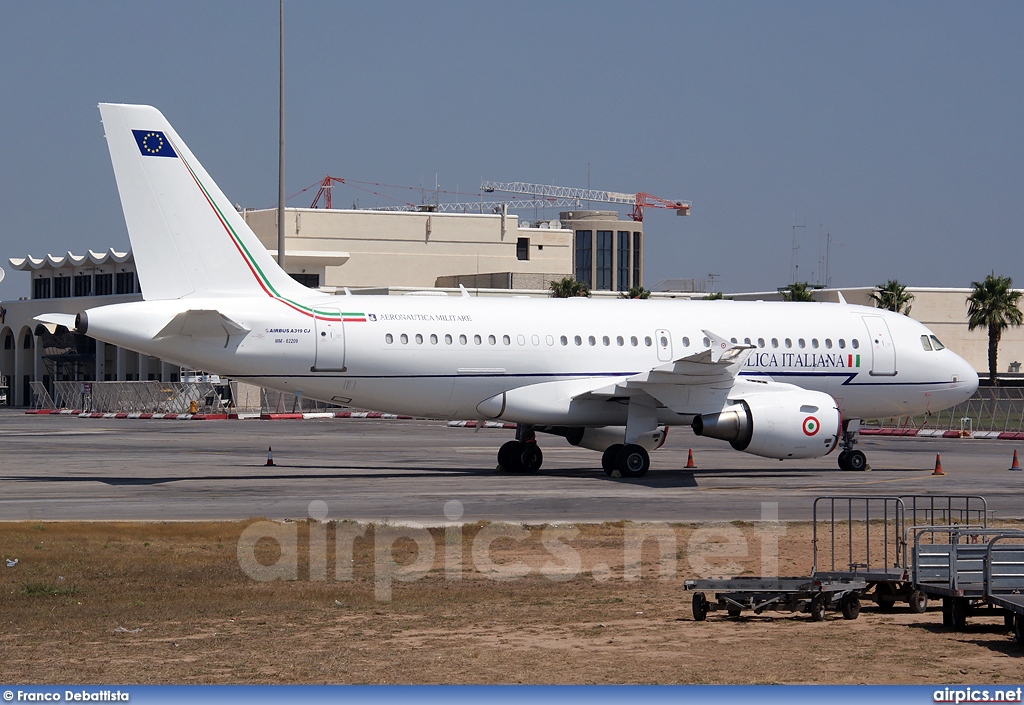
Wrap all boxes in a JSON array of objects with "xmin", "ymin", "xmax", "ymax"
[
  {"xmin": 780, "ymin": 282, "xmax": 815, "ymax": 302},
  {"xmin": 618, "ymin": 286, "xmax": 651, "ymax": 299},
  {"xmin": 549, "ymin": 277, "xmax": 590, "ymax": 298},
  {"xmin": 704, "ymin": 291, "xmax": 725, "ymax": 301},
  {"xmin": 967, "ymin": 273, "xmax": 1023, "ymax": 385},
  {"xmin": 869, "ymin": 279, "xmax": 914, "ymax": 315}
]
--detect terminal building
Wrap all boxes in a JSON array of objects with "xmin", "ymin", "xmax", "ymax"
[{"xmin": 2, "ymin": 204, "xmax": 1022, "ymax": 407}]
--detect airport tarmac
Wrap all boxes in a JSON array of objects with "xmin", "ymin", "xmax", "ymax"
[{"xmin": 3, "ymin": 410, "xmax": 1024, "ymax": 523}]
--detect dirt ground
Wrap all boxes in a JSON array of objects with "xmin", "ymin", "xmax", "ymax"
[{"xmin": 2, "ymin": 519, "xmax": 1024, "ymax": 684}]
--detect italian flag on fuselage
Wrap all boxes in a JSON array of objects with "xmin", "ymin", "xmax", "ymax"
[
  {"xmin": 342, "ymin": 313, "xmax": 367, "ymax": 322},
  {"xmin": 848, "ymin": 354, "xmax": 861, "ymax": 368}
]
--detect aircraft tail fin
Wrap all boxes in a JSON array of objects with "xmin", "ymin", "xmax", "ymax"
[{"xmin": 98, "ymin": 103, "xmax": 312, "ymax": 302}]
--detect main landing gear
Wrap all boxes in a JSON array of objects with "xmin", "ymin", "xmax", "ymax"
[
  {"xmin": 837, "ymin": 419, "xmax": 868, "ymax": 471},
  {"xmin": 600, "ymin": 444, "xmax": 651, "ymax": 478},
  {"xmin": 497, "ymin": 425, "xmax": 544, "ymax": 474}
]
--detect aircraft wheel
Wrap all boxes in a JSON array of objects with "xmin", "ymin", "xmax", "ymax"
[
  {"xmin": 847, "ymin": 450, "xmax": 867, "ymax": 471},
  {"xmin": 616, "ymin": 444, "xmax": 650, "ymax": 478},
  {"xmin": 602, "ymin": 444, "xmax": 623, "ymax": 475},
  {"xmin": 837, "ymin": 451, "xmax": 850, "ymax": 471},
  {"xmin": 519, "ymin": 443, "xmax": 543, "ymax": 473},
  {"xmin": 497, "ymin": 440, "xmax": 522, "ymax": 472}
]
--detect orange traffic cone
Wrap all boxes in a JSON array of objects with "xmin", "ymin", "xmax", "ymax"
[
  {"xmin": 266, "ymin": 446, "xmax": 275, "ymax": 467},
  {"xmin": 932, "ymin": 453, "xmax": 944, "ymax": 476},
  {"xmin": 686, "ymin": 449, "xmax": 696, "ymax": 469},
  {"xmin": 1011, "ymin": 450, "xmax": 1021, "ymax": 471}
]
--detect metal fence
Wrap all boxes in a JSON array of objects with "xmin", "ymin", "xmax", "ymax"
[{"xmin": 868, "ymin": 387, "xmax": 1024, "ymax": 433}]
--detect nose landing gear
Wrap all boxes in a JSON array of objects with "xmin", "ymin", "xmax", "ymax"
[{"xmin": 837, "ymin": 419, "xmax": 868, "ymax": 471}]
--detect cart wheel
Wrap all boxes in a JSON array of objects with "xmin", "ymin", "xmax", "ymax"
[
  {"xmin": 809, "ymin": 596, "xmax": 825, "ymax": 622},
  {"xmin": 1015, "ymin": 615, "xmax": 1024, "ymax": 646},
  {"xmin": 841, "ymin": 593, "xmax": 861, "ymax": 620},
  {"xmin": 692, "ymin": 592, "xmax": 708, "ymax": 622},
  {"xmin": 908, "ymin": 589, "xmax": 928, "ymax": 614},
  {"xmin": 950, "ymin": 598, "xmax": 969, "ymax": 631},
  {"xmin": 875, "ymin": 583, "xmax": 896, "ymax": 612}
]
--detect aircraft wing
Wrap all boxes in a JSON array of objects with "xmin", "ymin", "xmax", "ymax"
[
  {"xmin": 33, "ymin": 313, "xmax": 80, "ymax": 333},
  {"xmin": 576, "ymin": 329, "xmax": 756, "ymax": 414},
  {"xmin": 154, "ymin": 309, "xmax": 250, "ymax": 347}
]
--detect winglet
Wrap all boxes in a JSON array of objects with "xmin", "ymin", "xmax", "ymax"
[{"xmin": 702, "ymin": 329, "xmax": 754, "ymax": 363}]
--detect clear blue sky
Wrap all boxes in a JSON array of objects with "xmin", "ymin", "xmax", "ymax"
[{"xmin": 1, "ymin": 1, "xmax": 1021, "ymax": 300}]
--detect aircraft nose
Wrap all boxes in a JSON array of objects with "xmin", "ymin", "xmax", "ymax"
[{"xmin": 958, "ymin": 356, "xmax": 980, "ymax": 397}]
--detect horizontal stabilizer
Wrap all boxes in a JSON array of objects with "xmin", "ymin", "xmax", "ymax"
[{"xmin": 33, "ymin": 313, "xmax": 79, "ymax": 332}]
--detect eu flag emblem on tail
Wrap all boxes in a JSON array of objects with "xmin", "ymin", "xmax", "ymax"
[{"xmin": 132, "ymin": 130, "xmax": 177, "ymax": 158}]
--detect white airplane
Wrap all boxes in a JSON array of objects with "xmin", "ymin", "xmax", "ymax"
[{"xmin": 39, "ymin": 104, "xmax": 979, "ymax": 477}]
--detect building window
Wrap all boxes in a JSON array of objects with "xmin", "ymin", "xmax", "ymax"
[
  {"xmin": 574, "ymin": 230, "xmax": 592, "ymax": 286},
  {"xmin": 596, "ymin": 230, "xmax": 613, "ymax": 291},
  {"xmin": 617, "ymin": 231, "xmax": 630, "ymax": 291},
  {"xmin": 74, "ymin": 274, "xmax": 92, "ymax": 297},
  {"xmin": 23, "ymin": 333, "xmax": 32, "ymax": 349},
  {"xmin": 53, "ymin": 277, "xmax": 71, "ymax": 299},
  {"xmin": 95, "ymin": 273, "xmax": 113, "ymax": 296},
  {"xmin": 33, "ymin": 278, "xmax": 51, "ymax": 299},
  {"xmin": 632, "ymin": 232, "xmax": 642, "ymax": 287},
  {"xmin": 516, "ymin": 237, "xmax": 530, "ymax": 261},
  {"xmin": 116, "ymin": 271, "xmax": 136, "ymax": 295},
  {"xmin": 290, "ymin": 273, "xmax": 319, "ymax": 288},
  {"xmin": 4, "ymin": 334, "xmax": 13, "ymax": 350}
]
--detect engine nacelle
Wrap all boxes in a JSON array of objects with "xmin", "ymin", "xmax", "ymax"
[
  {"xmin": 692, "ymin": 390, "xmax": 840, "ymax": 459},
  {"xmin": 538, "ymin": 425, "xmax": 667, "ymax": 453}
]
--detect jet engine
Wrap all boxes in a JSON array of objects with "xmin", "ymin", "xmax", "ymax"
[{"xmin": 691, "ymin": 390, "xmax": 840, "ymax": 459}]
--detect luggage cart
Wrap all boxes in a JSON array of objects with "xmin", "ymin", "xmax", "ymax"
[
  {"xmin": 684, "ymin": 576, "xmax": 867, "ymax": 622},
  {"xmin": 983, "ymin": 534, "xmax": 1024, "ymax": 646},
  {"xmin": 911, "ymin": 526, "xmax": 1024, "ymax": 630},
  {"xmin": 812, "ymin": 495, "xmax": 988, "ymax": 613}
]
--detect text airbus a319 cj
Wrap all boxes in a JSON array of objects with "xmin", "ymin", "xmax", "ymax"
[{"xmin": 38, "ymin": 105, "xmax": 979, "ymax": 478}]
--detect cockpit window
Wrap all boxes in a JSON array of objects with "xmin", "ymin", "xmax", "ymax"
[
  {"xmin": 930, "ymin": 335, "xmax": 945, "ymax": 351},
  {"xmin": 921, "ymin": 335, "xmax": 933, "ymax": 351}
]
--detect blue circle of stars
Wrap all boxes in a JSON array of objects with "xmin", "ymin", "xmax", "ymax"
[{"xmin": 141, "ymin": 132, "xmax": 165, "ymax": 155}]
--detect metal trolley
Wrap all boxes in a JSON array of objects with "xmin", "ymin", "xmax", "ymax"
[
  {"xmin": 983, "ymin": 534, "xmax": 1024, "ymax": 645},
  {"xmin": 911, "ymin": 527, "xmax": 1024, "ymax": 630},
  {"xmin": 812, "ymin": 495, "xmax": 988, "ymax": 613},
  {"xmin": 685, "ymin": 576, "xmax": 867, "ymax": 621}
]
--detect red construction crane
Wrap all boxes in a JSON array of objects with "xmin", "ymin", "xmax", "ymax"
[{"xmin": 480, "ymin": 181, "xmax": 690, "ymax": 222}]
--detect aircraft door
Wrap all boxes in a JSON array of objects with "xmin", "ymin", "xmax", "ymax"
[
  {"xmin": 655, "ymin": 329, "xmax": 673, "ymax": 362},
  {"xmin": 862, "ymin": 315, "xmax": 896, "ymax": 376},
  {"xmin": 313, "ymin": 309, "xmax": 346, "ymax": 372}
]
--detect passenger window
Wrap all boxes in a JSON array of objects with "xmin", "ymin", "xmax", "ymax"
[
  {"xmin": 474, "ymin": 334, "xmax": 482, "ymax": 345},
  {"xmin": 785, "ymin": 338, "xmax": 792, "ymax": 348},
  {"xmin": 644, "ymin": 336, "xmax": 653, "ymax": 347},
  {"xmin": 532, "ymin": 335, "xmax": 540, "ymax": 346},
  {"xmin": 560, "ymin": 335, "xmax": 568, "ymax": 346},
  {"xmin": 602, "ymin": 336, "xmax": 610, "ymax": 346},
  {"xmin": 517, "ymin": 334, "xmax": 526, "ymax": 346},
  {"xmin": 730, "ymin": 337, "xmax": 737, "ymax": 344},
  {"xmin": 430, "ymin": 333, "xmax": 438, "ymax": 345},
  {"xmin": 744, "ymin": 337, "xmax": 752, "ymax": 345},
  {"xmin": 487, "ymin": 335, "xmax": 495, "ymax": 345},
  {"xmin": 546, "ymin": 335, "xmax": 554, "ymax": 346},
  {"xmin": 798, "ymin": 338, "xmax": 806, "ymax": 349},
  {"xmin": 385, "ymin": 333, "xmax": 394, "ymax": 344},
  {"xmin": 824, "ymin": 338, "xmax": 832, "ymax": 349},
  {"xmin": 574, "ymin": 335, "xmax": 582, "ymax": 346},
  {"xmin": 400, "ymin": 333, "xmax": 409, "ymax": 344},
  {"xmin": 921, "ymin": 335, "xmax": 933, "ymax": 351},
  {"xmin": 617, "ymin": 336, "xmax": 625, "ymax": 346},
  {"xmin": 459, "ymin": 334, "xmax": 467, "ymax": 345},
  {"xmin": 930, "ymin": 335, "xmax": 945, "ymax": 351},
  {"xmin": 415, "ymin": 333, "xmax": 423, "ymax": 344},
  {"xmin": 852, "ymin": 339, "xmax": 860, "ymax": 349},
  {"xmin": 503, "ymin": 335, "xmax": 511, "ymax": 345},
  {"xmin": 631, "ymin": 336, "xmax": 640, "ymax": 347},
  {"xmin": 757, "ymin": 338, "xmax": 765, "ymax": 348},
  {"xmin": 445, "ymin": 334, "xmax": 453, "ymax": 345},
  {"xmin": 771, "ymin": 338, "xmax": 779, "ymax": 348},
  {"xmin": 838, "ymin": 339, "xmax": 846, "ymax": 349},
  {"xmin": 588, "ymin": 335, "xmax": 596, "ymax": 346},
  {"xmin": 682, "ymin": 336, "xmax": 690, "ymax": 347},
  {"xmin": 811, "ymin": 338, "xmax": 819, "ymax": 349},
  {"xmin": 702, "ymin": 337, "xmax": 710, "ymax": 347}
]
